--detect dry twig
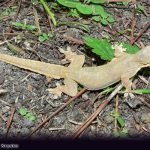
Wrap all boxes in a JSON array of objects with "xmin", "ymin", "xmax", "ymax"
[
  {"xmin": 72, "ymin": 84, "xmax": 123, "ymax": 139},
  {"xmin": 131, "ymin": 22, "xmax": 150, "ymax": 44},
  {"xmin": 6, "ymin": 107, "xmax": 16, "ymax": 136},
  {"xmin": 27, "ymin": 88, "xmax": 87, "ymax": 138}
]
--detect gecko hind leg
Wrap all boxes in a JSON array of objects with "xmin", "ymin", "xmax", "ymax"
[
  {"xmin": 121, "ymin": 73, "xmax": 135, "ymax": 98},
  {"xmin": 47, "ymin": 78, "xmax": 78, "ymax": 97}
]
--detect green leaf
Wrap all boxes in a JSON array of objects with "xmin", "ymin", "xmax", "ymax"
[
  {"xmin": 7, "ymin": 42, "xmax": 23, "ymax": 54},
  {"xmin": 91, "ymin": 5, "xmax": 104, "ymax": 15},
  {"xmin": 120, "ymin": 42, "xmax": 140, "ymax": 54},
  {"xmin": 76, "ymin": 3, "xmax": 93, "ymax": 15},
  {"xmin": 19, "ymin": 108, "xmax": 28, "ymax": 116},
  {"xmin": 19, "ymin": 107, "xmax": 36, "ymax": 122},
  {"xmin": 113, "ymin": 128, "xmax": 128, "ymax": 137},
  {"xmin": 84, "ymin": 36, "xmax": 114, "ymax": 61},
  {"xmin": 28, "ymin": 115, "xmax": 36, "ymax": 121},
  {"xmin": 26, "ymin": 25, "xmax": 37, "ymax": 30},
  {"xmin": 24, "ymin": 112, "xmax": 36, "ymax": 121},
  {"xmin": 38, "ymin": 33, "xmax": 49, "ymax": 42},
  {"xmin": 110, "ymin": 111, "xmax": 120, "ymax": 117},
  {"xmin": 107, "ymin": 15, "xmax": 115, "ymax": 23},
  {"xmin": 12, "ymin": 22, "xmax": 37, "ymax": 31},
  {"xmin": 57, "ymin": 0, "xmax": 79, "ymax": 8},
  {"xmin": 91, "ymin": 16, "xmax": 100, "ymax": 22},
  {"xmin": 68, "ymin": 9, "xmax": 80, "ymax": 17},
  {"xmin": 100, "ymin": 18, "xmax": 108, "ymax": 26},
  {"xmin": 90, "ymin": 0, "xmax": 105, "ymax": 4},
  {"xmin": 12, "ymin": 22, "xmax": 24, "ymax": 28},
  {"xmin": 117, "ymin": 116, "xmax": 125, "ymax": 128},
  {"xmin": 100, "ymin": 10, "xmax": 109, "ymax": 19},
  {"xmin": 133, "ymin": 89, "xmax": 150, "ymax": 94},
  {"xmin": 119, "ymin": 128, "xmax": 128, "ymax": 137},
  {"xmin": 137, "ymin": 4, "xmax": 144, "ymax": 12}
]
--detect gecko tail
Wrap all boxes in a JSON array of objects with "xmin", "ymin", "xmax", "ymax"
[{"xmin": 0, "ymin": 53, "xmax": 68, "ymax": 79}]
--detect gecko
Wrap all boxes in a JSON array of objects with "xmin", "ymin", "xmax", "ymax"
[{"xmin": 0, "ymin": 45, "xmax": 149, "ymax": 97}]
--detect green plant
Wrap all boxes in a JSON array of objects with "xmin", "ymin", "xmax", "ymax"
[
  {"xmin": 110, "ymin": 111, "xmax": 125, "ymax": 129},
  {"xmin": 84, "ymin": 0, "xmax": 105, "ymax": 4},
  {"xmin": 119, "ymin": 42, "xmax": 140, "ymax": 54},
  {"xmin": 58, "ymin": 21, "xmax": 90, "ymax": 32},
  {"xmin": 57, "ymin": 0, "xmax": 115, "ymax": 26},
  {"xmin": 0, "ymin": 6, "xmax": 16, "ymax": 20},
  {"xmin": 84, "ymin": 36, "xmax": 140, "ymax": 61},
  {"xmin": 19, "ymin": 108, "xmax": 36, "ymax": 122},
  {"xmin": 40, "ymin": 0, "xmax": 57, "ymax": 26},
  {"xmin": 110, "ymin": 95, "xmax": 128, "ymax": 138},
  {"xmin": 7, "ymin": 42, "xmax": 23, "ymax": 54},
  {"xmin": 38, "ymin": 33, "xmax": 50, "ymax": 42},
  {"xmin": 84, "ymin": 36, "xmax": 114, "ymax": 61},
  {"xmin": 116, "ymin": 2, "xmax": 128, "ymax": 6},
  {"xmin": 12, "ymin": 22, "xmax": 37, "ymax": 31},
  {"xmin": 136, "ymin": 4, "xmax": 144, "ymax": 13},
  {"xmin": 133, "ymin": 89, "xmax": 150, "ymax": 94},
  {"xmin": 68, "ymin": 9, "xmax": 80, "ymax": 17}
]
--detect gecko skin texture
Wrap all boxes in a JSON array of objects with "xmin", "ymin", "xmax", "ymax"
[{"xmin": 0, "ymin": 46, "xmax": 149, "ymax": 97}]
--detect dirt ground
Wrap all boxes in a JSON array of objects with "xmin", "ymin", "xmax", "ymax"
[{"xmin": 0, "ymin": 0, "xmax": 150, "ymax": 140}]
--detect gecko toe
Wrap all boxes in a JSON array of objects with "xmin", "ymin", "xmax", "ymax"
[{"xmin": 47, "ymin": 87, "xmax": 62, "ymax": 98}]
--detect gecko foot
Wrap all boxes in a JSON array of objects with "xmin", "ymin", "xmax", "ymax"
[
  {"xmin": 47, "ymin": 84, "xmax": 62, "ymax": 98},
  {"xmin": 124, "ymin": 89, "xmax": 135, "ymax": 99},
  {"xmin": 59, "ymin": 47, "xmax": 77, "ymax": 62}
]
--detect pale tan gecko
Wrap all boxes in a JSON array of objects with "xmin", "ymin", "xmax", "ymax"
[{"xmin": 0, "ymin": 45, "xmax": 149, "ymax": 97}]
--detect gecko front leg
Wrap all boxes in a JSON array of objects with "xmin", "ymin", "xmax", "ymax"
[
  {"xmin": 59, "ymin": 46, "xmax": 85, "ymax": 68},
  {"xmin": 47, "ymin": 47, "xmax": 85, "ymax": 97}
]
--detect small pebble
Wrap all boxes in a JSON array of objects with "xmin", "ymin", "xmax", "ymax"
[
  {"xmin": 2, "ymin": 106, "xmax": 10, "ymax": 113},
  {"xmin": 31, "ymin": 73, "xmax": 41, "ymax": 80},
  {"xmin": 82, "ymin": 93, "xmax": 89, "ymax": 100},
  {"xmin": 141, "ymin": 113, "xmax": 150, "ymax": 123},
  {"xmin": 103, "ymin": 115, "xmax": 114, "ymax": 124},
  {"xmin": 23, "ymin": 119, "xmax": 34, "ymax": 127},
  {"xmin": 14, "ymin": 85, "xmax": 22, "ymax": 92}
]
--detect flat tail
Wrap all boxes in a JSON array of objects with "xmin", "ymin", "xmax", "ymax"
[{"xmin": 0, "ymin": 53, "xmax": 67, "ymax": 78}]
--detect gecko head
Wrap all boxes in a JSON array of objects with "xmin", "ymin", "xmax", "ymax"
[{"xmin": 136, "ymin": 46, "xmax": 150, "ymax": 65}]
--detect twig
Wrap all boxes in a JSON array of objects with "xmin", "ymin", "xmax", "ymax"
[
  {"xmin": 130, "ymin": 7, "xmax": 136, "ymax": 44},
  {"xmin": 72, "ymin": 84, "xmax": 123, "ymax": 139},
  {"xmin": 48, "ymin": 127, "xmax": 65, "ymax": 131},
  {"xmin": 114, "ymin": 95, "xmax": 119, "ymax": 133},
  {"xmin": 33, "ymin": 7, "xmax": 41, "ymax": 34},
  {"xmin": 0, "ymin": 113, "xmax": 7, "ymax": 122},
  {"xmin": 139, "ymin": 97, "xmax": 150, "ymax": 109},
  {"xmin": 0, "ymin": 0, "xmax": 11, "ymax": 7},
  {"xmin": 39, "ymin": 0, "xmax": 56, "ymax": 26},
  {"xmin": 62, "ymin": 35, "xmax": 84, "ymax": 45},
  {"xmin": 6, "ymin": 107, "xmax": 16, "ymax": 136},
  {"xmin": 0, "ymin": 99, "xmax": 13, "ymax": 107},
  {"xmin": 130, "ymin": 22, "xmax": 150, "ymax": 44},
  {"xmin": 27, "ymin": 88, "xmax": 87, "ymax": 138},
  {"xmin": 6, "ymin": 0, "xmax": 22, "ymax": 39},
  {"xmin": 72, "ymin": 99, "xmax": 109, "ymax": 139}
]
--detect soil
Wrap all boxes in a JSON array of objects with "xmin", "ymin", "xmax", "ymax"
[{"xmin": 0, "ymin": 0, "xmax": 150, "ymax": 140}]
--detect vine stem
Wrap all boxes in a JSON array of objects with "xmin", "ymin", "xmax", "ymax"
[{"xmin": 39, "ymin": 0, "xmax": 57, "ymax": 26}]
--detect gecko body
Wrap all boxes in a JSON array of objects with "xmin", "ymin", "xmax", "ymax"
[{"xmin": 0, "ymin": 46, "xmax": 150, "ymax": 97}]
